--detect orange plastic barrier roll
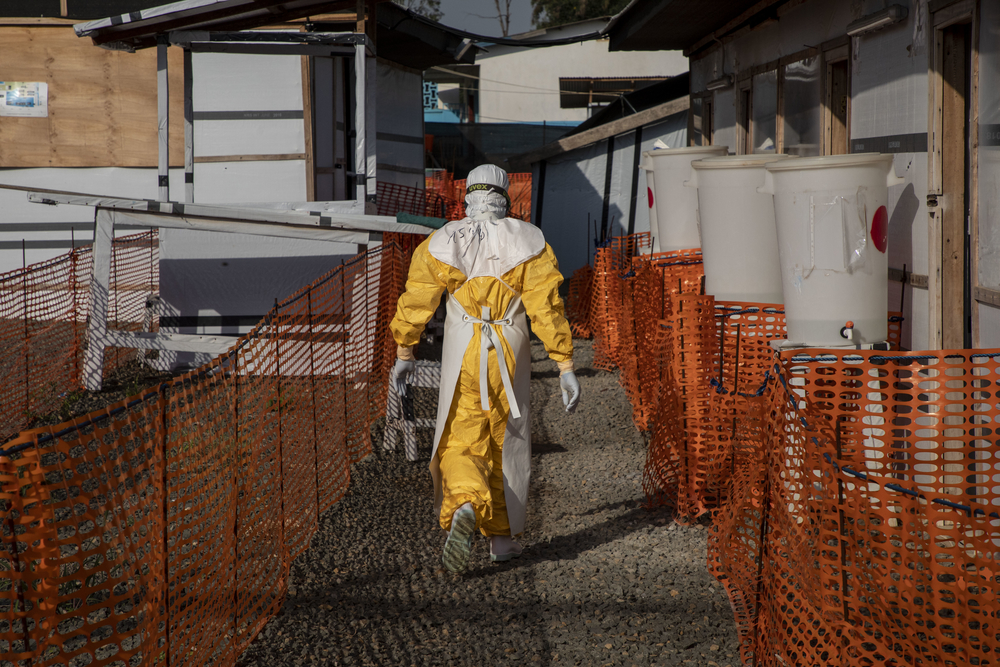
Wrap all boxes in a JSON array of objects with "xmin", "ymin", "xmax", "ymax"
[
  {"xmin": 0, "ymin": 232, "xmax": 159, "ymax": 444},
  {"xmin": 0, "ymin": 237, "xmax": 420, "ymax": 666}
]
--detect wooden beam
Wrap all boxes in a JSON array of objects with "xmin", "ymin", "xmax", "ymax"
[
  {"xmin": 83, "ymin": 209, "xmax": 114, "ymax": 391},
  {"xmin": 193, "ymin": 153, "xmax": 307, "ymax": 163},
  {"xmin": 107, "ymin": 331, "xmax": 239, "ymax": 354},
  {"xmin": 973, "ymin": 286, "xmax": 1000, "ymax": 308},
  {"xmin": 302, "ymin": 53, "xmax": 316, "ymax": 202},
  {"xmin": 888, "ymin": 267, "xmax": 929, "ymax": 288},
  {"xmin": 509, "ymin": 96, "xmax": 690, "ymax": 169}
]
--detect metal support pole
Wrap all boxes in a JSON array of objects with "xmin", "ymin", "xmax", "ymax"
[
  {"xmin": 353, "ymin": 41, "xmax": 367, "ymax": 203},
  {"xmin": 183, "ymin": 47, "xmax": 194, "ymax": 203},
  {"xmin": 365, "ymin": 50, "xmax": 376, "ymax": 204},
  {"xmin": 157, "ymin": 37, "xmax": 170, "ymax": 202},
  {"xmin": 83, "ymin": 209, "xmax": 115, "ymax": 391}
]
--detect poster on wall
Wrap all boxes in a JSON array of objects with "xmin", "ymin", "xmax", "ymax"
[{"xmin": 0, "ymin": 82, "xmax": 48, "ymax": 117}]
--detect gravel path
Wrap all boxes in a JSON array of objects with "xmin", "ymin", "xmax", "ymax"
[{"xmin": 237, "ymin": 338, "xmax": 739, "ymax": 666}]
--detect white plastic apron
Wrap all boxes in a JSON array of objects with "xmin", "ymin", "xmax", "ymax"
[{"xmin": 429, "ymin": 284, "xmax": 532, "ymax": 536}]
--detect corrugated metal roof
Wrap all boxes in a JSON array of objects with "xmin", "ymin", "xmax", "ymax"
[
  {"xmin": 72, "ymin": 0, "xmax": 477, "ymax": 69},
  {"xmin": 74, "ymin": 0, "xmax": 359, "ymax": 49},
  {"xmin": 606, "ymin": 0, "xmax": 777, "ymax": 52}
]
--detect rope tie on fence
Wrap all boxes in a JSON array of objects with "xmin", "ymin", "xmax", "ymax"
[
  {"xmin": 656, "ymin": 259, "xmax": 703, "ymax": 268},
  {"xmin": 822, "ymin": 452, "xmax": 1000, "ymax": 520},
  {"xmin": 709, "ymin": 370, "xmax": 771, "ymax": 398},
  {"xmin": 713, "ymin": 306, "xmax": 785, "ymax": 318}
]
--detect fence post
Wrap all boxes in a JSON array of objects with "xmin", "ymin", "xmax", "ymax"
[
  {"xmin": 159, "ymin": 381, "xmax": 171, "ymax": 666},
  {"xmin": 751, "ymin": 465, "xmax": 771, "ymax": 661},
  {"xmin": 835, "ymin": 416, "xmax": 850, "ymax": 625},
  {"xmin": 22, "ymin": 240, "xmax": 29, "ymax": 421},
  {"xmin": 71, "ymin": 232, "xmax": 80, "ymax": 388},
  {"xmin": 5, "ymin": 482, "xmax": 33, "ymax": 657},
  {"xmin": 308, "ymin": 286, "xmax": 320, "ymax": 516},
  {"xmin": 232, "ymin": 349, "xmax": 240, "ymax": 641},
  {"xmin": 274, "ymin": 298, "xmax": 286, "ymax": 554},
  {"xmin": 340, "ymin": 261, "xmax": 349, "ymax": 458}
]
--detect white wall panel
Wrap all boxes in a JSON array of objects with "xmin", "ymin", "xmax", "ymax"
[
  {"xmin": 537, "ymin": 113, "xmax": 687, "ymax": 277},
  {"xmin": 191, "ymin": 160, "xmax": 308, "ymax": 203},
  {"xmin": 375, "ymin": 61, "xmax": 425, "ymax": 189},
  {"xmin": 195, "ymin": 119, "xmax": 306, "ymax": 157},
  {"xmin": 0, "ymin": 167, "xmax": 185, "ymax": 271},
  {"xmin": 192, "ymin": 52, "xmax": 304, "ymax": 113}
]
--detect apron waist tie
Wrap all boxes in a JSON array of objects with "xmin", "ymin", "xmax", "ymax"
[{"xmin": 462, "ymin": 305, "xmax": 521, "ymax": 420}]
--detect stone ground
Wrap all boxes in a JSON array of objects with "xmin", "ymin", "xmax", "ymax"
[{"xmin": 236, "ymin": 338, "xmax": 740, "ymax": 666}]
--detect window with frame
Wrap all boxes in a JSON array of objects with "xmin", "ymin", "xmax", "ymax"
[
  {"xmin": 751, "ymin": 70, "xmax": 778, "ymax": 153},
  {"xmin": 782, "ymin": 56, "xmax": 821, "ymax": 156}
]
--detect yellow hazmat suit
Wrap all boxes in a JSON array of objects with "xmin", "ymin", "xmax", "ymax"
[{"xmin": 389, "ymin": 217, "xmax": 574, "ymax": 539}]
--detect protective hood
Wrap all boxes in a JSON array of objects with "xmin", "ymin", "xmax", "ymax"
[{"xmin": 427, "ymin": 217, "xmax": 545, "ymax": 279}]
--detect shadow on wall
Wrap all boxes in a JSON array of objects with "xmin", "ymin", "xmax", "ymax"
[
  {"xmin": 887, "ymin": 182, "xmax": 920, "ymax": 347},
  {"xmin": 158, "ymin": 254, "xmax": 354, "ymax": 369},
  {"xmin": 540, "ymin": 143, "xmax": 624, "ymax": 278}
]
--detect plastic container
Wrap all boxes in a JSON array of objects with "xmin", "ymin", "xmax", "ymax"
[
  {"xmin": 638, "ymin": 153, "xmax": 660, "ymax": 253},
  {"xmin": 644, "ymin": 145, "xmax": 729, "ymax": 251},
  {"xmin": 759, "ymin": 153, "xmax": 904, "ymax": 346},
  {"xmin": 687, "ymin": 154, "xmax": 795, "ymax": 303}
]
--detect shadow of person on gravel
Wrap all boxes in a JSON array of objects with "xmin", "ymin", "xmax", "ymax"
[{"xmin": 463, "ymin": 505, "xmax": 680, "ymax": 578}]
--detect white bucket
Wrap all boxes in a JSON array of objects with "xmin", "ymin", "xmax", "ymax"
[
  {"xmin": 759, "ymin": 153, "xmax": 904, "ymax": 346},
  {"xmin": 687, "ymin": 154, "xmax": 795, "ymax": 303},
  {"xmin": 644, "ymin": 145, "xmax": 728, "ymax": 251}
]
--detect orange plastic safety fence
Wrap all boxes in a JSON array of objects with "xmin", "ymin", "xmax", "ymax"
[
  {"xmin": 709, "ymin": 348, "xmax": 1000, "ymax": 665},
  {"xmin": 579, "ymin": 241, "xmax": 1000, "ymax": 665},
  {"xmin": 566, "ymin": 265, "xmax": 594, "ymax": 338},
  {"xmin": 376, "ymin": 181, "xmax": 453, "ymax": 220},
  {"xmin": 0, "ymin": 237, "xmax": 419, "ymax": 666},
  {"xmin": 507, "ymin": 173, "xmax": 532, "ymax": 223},
  {"xmin": 0, "ymin": 232, "xmax": 159, "ymax": 444},
  {"xmin": 424, "ymin": 172, "xmax": 533, "ymax": 222}
]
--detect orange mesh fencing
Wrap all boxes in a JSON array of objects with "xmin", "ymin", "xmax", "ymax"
[
  {"xmin": 0, "ymin": 237, "xmax": 420, "ymax": 667},
  {"xmin": 376, "ymin": 181, "xmax": 454, "ymax": 220},
  {"xmin": 507, "ymin": 173, "xmax": 532, "ymax": 222},
  {"xmin": 0, "ymin": 232, "xmax": 159, "ymax": 443},
  {"xmin": 424, "ymin": 172, "xmax": 532, "ymax": 222},
  {"xmin": 575, "ymin": 233, "xmax": 1000, "ymax": 665}
]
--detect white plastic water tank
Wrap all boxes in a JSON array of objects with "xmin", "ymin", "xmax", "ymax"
[
  {"xmin": 644, "ymin": 145, "xmax": 728, "ymax": 251},
  {"xmin": 759, "ymin": 153, "xmax": 903, "ymax": 346},
  {"xmin": 639, "ymin": 152, "xmax": 660, "ymax": 253},
  {"xmin": 687, "ymin": 154, "xmax": 795, "ymax": 303}
]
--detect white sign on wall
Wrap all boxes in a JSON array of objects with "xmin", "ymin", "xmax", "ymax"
[{"xmin": 0, "ymin": 82, "xmax": 48, "ymax": 117}]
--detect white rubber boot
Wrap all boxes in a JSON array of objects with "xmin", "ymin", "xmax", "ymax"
[
  {"xmin": 489, "ymin": 535, "xmax": 523, "ymax": 563},
  {"xmin": 442, "ymin": 503, "xmax": 476, "ymax": 573}
]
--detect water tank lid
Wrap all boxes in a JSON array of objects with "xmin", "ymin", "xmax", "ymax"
[
  {"xmin": 763, "ymin": 152, "xmax": 894, "ymax": 172},
  {"xmin": 690, "ymin": 154, "xmax": 795, "ymax": 170},
  {"xmin": 641, "ymin": 145, "xmax": 729, "ymax": 158}
]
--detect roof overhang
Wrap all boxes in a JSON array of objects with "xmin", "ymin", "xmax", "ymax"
[
  {"xmin": 73, "ymin": 0, "xmax": 478, "ymax": 68},
  {"xmin": 507, "ymin": 94, "xmax": 690, "ymax": 170},
  {"xmin": 74, "ymin": 0, "xmax": 363, "ymax": 51},
  {"xmin": 606, "ymin": 0, "xmax": 784, "ymax": 54}
]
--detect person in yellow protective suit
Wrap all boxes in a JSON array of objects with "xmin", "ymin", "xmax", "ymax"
[{"xmin": 390, "ymin": 164, "xmax": 581, "ymax": 573}]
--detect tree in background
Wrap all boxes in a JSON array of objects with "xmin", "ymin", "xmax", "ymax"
[
  {"xmin": 394, "ymin": 0, "xmax": 443, "ymax": 21},
  {"xmin": 531, "ymin": 0, "xmax": 629, "ymax": 29}
]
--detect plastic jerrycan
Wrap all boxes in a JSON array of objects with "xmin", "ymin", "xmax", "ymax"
[{"xmin": 758, "ymin": 153, "xmax": 905, "ymax": 346}]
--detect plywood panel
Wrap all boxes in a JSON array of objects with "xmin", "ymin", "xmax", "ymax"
[{"xmin": 0, "ymin": 25, "xmax": 184, "ymax": 167}]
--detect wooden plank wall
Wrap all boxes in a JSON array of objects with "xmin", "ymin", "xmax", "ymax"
[{"xmin": 0, "ymin": 24, "xmax": 184, "ymax": 167}]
